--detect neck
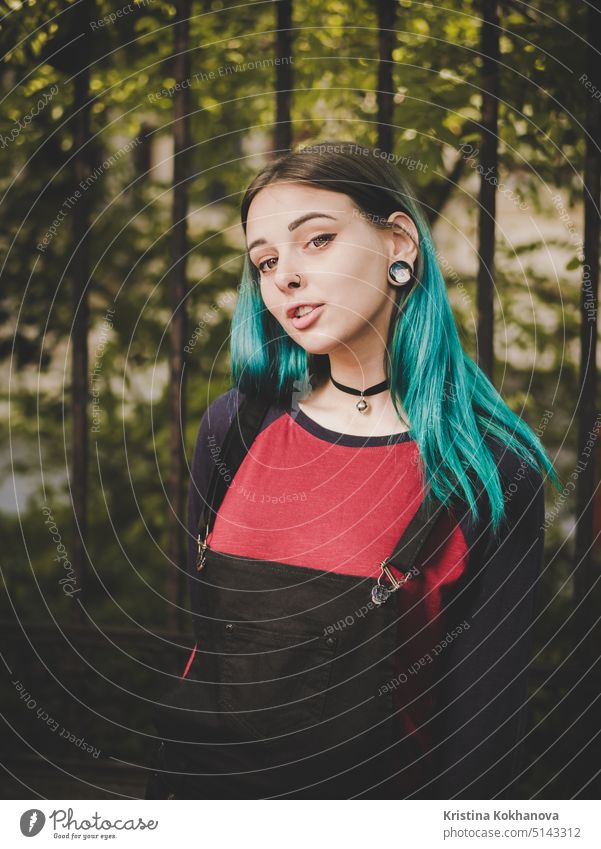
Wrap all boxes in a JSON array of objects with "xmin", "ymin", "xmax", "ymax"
[
  {"xmin": 327, "ymin": 349, "xmax": 388, "ymax": 391},
  {"xmin": 298, "ymin": 371, "xmax": 409, "ymax": 436},
  {"xmin": 304, "ymin": 351, "xmax": 399, "ymax": 426}
]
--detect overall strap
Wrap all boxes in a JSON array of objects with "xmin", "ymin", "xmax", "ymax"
[
  {"xmin": 386, "ymin": 493, "xmax": 449, "ymax": 574},
  {"xmin": 196, "ymin": 393, "xmax": 273, "ymax": 540},
  {"xmin": 371, "ymin": 490, "xmax": 449, "ymax": 605}
]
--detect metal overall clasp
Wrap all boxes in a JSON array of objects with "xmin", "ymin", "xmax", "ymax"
[
  {"xmin": 196, "ymin": 526, "xmax": 209, "ymax": 571},
  {"xmin": 371, "ymin": 559, "xmax": 410, "ymax": 606}
]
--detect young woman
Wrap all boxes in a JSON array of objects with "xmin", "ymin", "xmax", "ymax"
[{"xmin": 147, "ymin": 140, "xmax": 561, "ymax": 800}]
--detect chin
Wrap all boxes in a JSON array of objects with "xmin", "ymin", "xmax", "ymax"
[{"xmin": 289, "ymin": 336, "xmax": 339, "ymax": 357}]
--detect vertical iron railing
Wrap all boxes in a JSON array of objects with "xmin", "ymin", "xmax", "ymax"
[
  {"xmin": 476, "ymin": 0, "xmax": 500, "ymax": 381},
  {"xmin": 168, "ymin": 0, "xmax": 192, "ymax": 631}
]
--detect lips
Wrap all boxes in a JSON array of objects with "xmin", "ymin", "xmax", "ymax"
[
  {"xmin": 286, "ymin": 302, "xmax": 325, "ymax": 318},
  {"xmin": 289, "ymin": 304, "xmax": 326, "ymax": 330}
]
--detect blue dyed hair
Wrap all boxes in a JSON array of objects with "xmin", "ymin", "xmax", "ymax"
[{"xmin": 230, "ymin": 139, "xmax": 561, "ymax": 537}]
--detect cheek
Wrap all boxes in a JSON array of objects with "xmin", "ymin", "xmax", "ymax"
[
  {"xmin": 334, "ymin": 279, "xmax": 375, "ymax": 309},
  {"xmin": 259, "ymin": 285, "xmax": 284, "ymax": 321},
  {"xmin": 258, "ymin": 280, "xmax": 273, "ymax": 305}
]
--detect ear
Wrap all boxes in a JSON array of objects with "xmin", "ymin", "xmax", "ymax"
[{"xmin": 385, "ymin": 211, "xmax": 419, "ymax": 269}]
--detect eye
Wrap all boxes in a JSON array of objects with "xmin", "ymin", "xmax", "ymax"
[
  {"xmin": 256, "ymin": 233, "xmax": 336, "ymax": 274},
  {"xmin": 308, "ymin": 233, "xmax": 336, "ymax": 249},
  {"xmin": 257, "ymin": 256, "xmax": 277, "ymax": 274}
]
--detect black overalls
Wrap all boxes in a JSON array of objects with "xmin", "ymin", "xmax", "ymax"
[{"xmin": 147, "ymin": 394, "xmax": 449, "ymax": 799}]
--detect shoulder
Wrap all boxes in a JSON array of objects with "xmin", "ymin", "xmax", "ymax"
[
  {"xmin": 481, "ymin": 440, "xmax": 546, "ymax": 562},
  {"xmin": 189, "ymin": 387, "xmax": 243, "ymax": 475},
  {"xmin": 198, "ymin": 386, "xmax": 244, "ymax": 441},
  {"xmin": 188, "ymin": 388, "xmax": 245, "ymax": 527},
  {"xmin": 191, "ymin": 386, "xmax": 289, "ymax": 463},
  {"xmin": 455, "ymin": 438, "xmax": 545, "ymax": 554},
  {"xmin": 187, "ymin": 387, "xmax": 288, "ymax": 522},
  {"xmin": 487, "ymin": 438, "xmax": 545, "ymax": 512}
]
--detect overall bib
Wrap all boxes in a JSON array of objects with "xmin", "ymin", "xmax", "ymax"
[{"xmin": 147, "ymin": 394, "xmax": 449, "ymax": 799}]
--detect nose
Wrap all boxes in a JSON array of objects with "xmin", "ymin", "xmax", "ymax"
[{"xmin": 274, "ymin": 271, "xmax": 302, "ymax": 291}]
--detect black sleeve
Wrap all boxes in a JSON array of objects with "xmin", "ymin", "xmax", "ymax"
[
  {"xmin": 433, "ymin": 452, "xmax": 546, "ymax": 799},
  {"xmin": 186, "ymin": 388, "xmax": 243, "ymax": 631}
]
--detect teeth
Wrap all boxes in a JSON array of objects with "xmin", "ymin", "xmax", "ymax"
[{"xmin": 295, "ymin": 305, "xmax": 317, "ymax": 318}]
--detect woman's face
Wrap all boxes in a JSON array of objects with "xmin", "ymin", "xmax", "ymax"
[{"xmin": 245, "ymin": 182, "xmax": 418, "ymax": 358}]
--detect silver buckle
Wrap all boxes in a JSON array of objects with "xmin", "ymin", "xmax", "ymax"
[{"xmin": 371, "ymin": 561, "xmax": 410, "ymax": 606}]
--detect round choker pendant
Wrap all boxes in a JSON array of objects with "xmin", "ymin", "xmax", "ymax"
[{"xmin": 330, "ymin": 376, "xmax": 390, "ymax": 413}]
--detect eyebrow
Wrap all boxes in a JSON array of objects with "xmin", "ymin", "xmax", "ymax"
[{"xmin": 247, "ymin": 212, "xmax": 338, "ymax": 254}]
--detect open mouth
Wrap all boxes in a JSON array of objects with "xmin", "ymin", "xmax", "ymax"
[
  {"xmin": 286, "ymin": 302, "xmax": 325, "ymax": 319},
  {"xmin": 293, "ymin": 304, "xmax": 323, "ymax": 318},
  {"xmin": 289, "ymin": 304, "xmax": 326, "ymax": 329}
]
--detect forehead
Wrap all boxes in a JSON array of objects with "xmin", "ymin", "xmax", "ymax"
[{"xmin": 245, "ymin": 182, "xmax": 355, "ymax": 238}]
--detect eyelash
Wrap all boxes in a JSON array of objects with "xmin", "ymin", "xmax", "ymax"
[{"xmin": 257, "ymin": 233, "xmax": 336, "ymax": 274}]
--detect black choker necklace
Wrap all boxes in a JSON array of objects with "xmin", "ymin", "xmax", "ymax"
[{"xmin": 330, "ymin": 376, "xmax": 390, "ymax": 413}]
